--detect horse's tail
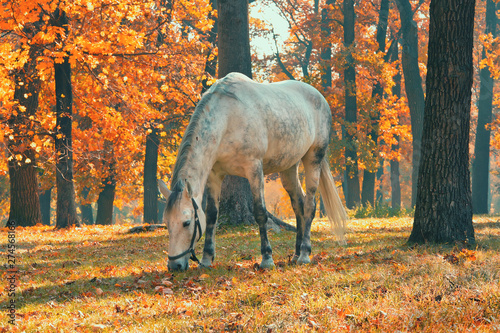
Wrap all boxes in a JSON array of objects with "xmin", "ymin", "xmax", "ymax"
[{"xmin": 319, "ymin": 158, "xmax": 348, "ymax": 245}]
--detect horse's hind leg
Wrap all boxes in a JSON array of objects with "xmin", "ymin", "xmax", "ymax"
[
  {"xmin": 279, "ymin": 163, "xmax": 306, "ymax": 263},
  {"xmin": 297, "ymin": 149, "xmax": 324, "ymax": 264},
  {"xmin": 247, "ymin": 161, "xmax": 275, "ymax": 269}
]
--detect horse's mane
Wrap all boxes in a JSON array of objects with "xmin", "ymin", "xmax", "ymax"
[{"xmin": 169, "ymin": 100, "xmax": 206, "ymax": 191}]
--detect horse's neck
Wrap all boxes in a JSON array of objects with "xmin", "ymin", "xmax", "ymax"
[
  {"xmin": 177, "ymin": 114, "xmax": 223, "ymax": 199},
  {"xmin": 179, "ymin": 151, "xmax": 212, "ymax": 199}
]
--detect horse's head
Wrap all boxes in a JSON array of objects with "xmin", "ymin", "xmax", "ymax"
[{"xmin": 159, "ymin": 179, "xmax": 206, "ymax": 271}]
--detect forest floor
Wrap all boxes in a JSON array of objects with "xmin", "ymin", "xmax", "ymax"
[{"xmin": 1, "ymin": 216, "xmax": 499, "ymax": 332}]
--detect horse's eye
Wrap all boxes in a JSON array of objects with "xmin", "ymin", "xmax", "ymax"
[{"xmin": 182, "ymin": 220, "xmax": 191, "ymax": 228}]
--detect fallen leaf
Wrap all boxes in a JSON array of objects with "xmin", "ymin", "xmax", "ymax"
[
  {"xmin": 155, "ymin": 286, "xmax": 174, "ymax": 295},
  {"xmin": 161, "ymin": 279, "xmax": 174, "ymax": 286},
  {"xmin": 90, "ymin": 323, "xmax": 107, "ymax": 331},
  {"xmin": 444, "ymin": 253, "xmax": 459, "ymax": 265}
]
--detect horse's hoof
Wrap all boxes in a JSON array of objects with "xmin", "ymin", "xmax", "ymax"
[
  {"xmin": 259, "ymin": 259, "xmax": 276, "ymax": 270},
  {"xmin": 296, "ymin": 255, "xmax": 311, "ymax": 265},
  {"xmin": 290, "ymin": 255, "xmax": 299, "ymax": 264},
  {"xmin": 199, "ymin": 259, "xmax": 213, "ymax": 269}
]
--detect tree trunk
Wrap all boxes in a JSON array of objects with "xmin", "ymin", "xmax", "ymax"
[
  {"xmin": 7, "ymin": 42, "xmax": 42, "ymax": 227},
  {"xmin": 217, "ymin": 0, "xmax": 252, "ymax": 79},
  {"xmin": 80, "ymin": 187, "xmax": 94, "ymax": 225},
  {"xmin": 343, "ymin": 0, "xmax": 361, "ymax": 209},
  {"xmin": 390, "ymin": 42, "xmax": 402, "ymax": 210},
  {"xmin": 395, "ymin": 0, "xmax": 425, "ymax": 207},
  {"xmin": 375, "ymin": 160, "xmax": 385, "ymax": 204},
  {"xmin": 472, "ymin": 0, "xmax": 497, "ymax": 214},
  {"xmin": 39, "ymin": 188, "xmax": 52, "ymax": 225},
  {"xmin": 144, "ymin": 128, "xmax": 159, "ymax": 224},
  {"xmin": 8, "ymin": 158, "xmax": 42, "ymax": 227},
  {"xmin": 95, "ymin": 165, "xmax": 116, "ymax": 225},
  {"xmin": 141, "ymin": 0, "xmax": 175, "ymax": 225},
  {"xmin": 410, "ymin": 0, "xmax": 475, "ymax": 244},
  {"xmin": 217, "ymin": 0, "xmax": 255, "ymax": 225},
  {"xmin": 361, "ymin": 0, "xmax": 389, "ymax": 207},
  {"xmin": 320, "ymin": 0, "xmax": 334, "ymax": 89},
  {"xmin": 158, "ymin": 198, "xmax": 166, "ymax": 222},
  {"xmin": 390, "ymin": 159, "xmax": 401, "ymax": 209},
  {"xmin": 202, "ymin": 0, "xmax": 218, "ymax": 94},
  {"xmin": 53, "ymin": 9, "xmax": 80, "ymax": 228}
]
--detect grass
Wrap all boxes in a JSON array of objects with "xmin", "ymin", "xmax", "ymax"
[{"xmin": 1, "ymin": 216, "xmax": 499, "ymax": 332}]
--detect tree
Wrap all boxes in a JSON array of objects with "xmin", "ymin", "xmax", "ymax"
[
  {"xmin": 202, "ymin": 0, "xmax": 218, "ymax": 94},
  {"xmin": 395, "ymin": 0, "xmax": 425, "ymax": 207},
  {"xmin": 361, "ymin": 0, "xmax": 389, "ymax": 207},
  {"xmin": 343, "ymin": 0, "xmax": 361, "ymax": 209},
  {"xmin": 144, "ymin": 127, "xmax": 160, "ymax": 224},
  {"xmin": 53, "ymin": 9, "xmax": 80, "ymax": 228},
  {"xmin": 320, "ymin": 0, "xmax": 334, "ymax": 89},
  {"xmin": 80, "ymin": 187, "xmax": 94, "ymax": 225},
  {"xmin": 410, "ymin": 0, "xmax": 475, "ymax": 244},
  {"xmin": 216, "ymin": 0, "xmax": 256, "ymax": 225},
  {"xmin": 143, "ymin": 0, "xmax": 174, "ymax": 225},
  {"xmin": 95, "ymin": 160, "xmax": 116, "ymax": 225},
  {"xmin": 39, "ymin": 187, "xmax": 52, "ymax": 225},
  {"xmin": 389, "ymin": 42, "xmax": 402, "ymax": 210},
  {"xmin": 7, "ymin": 38, "xmax": 43, "ymax": 227},
  {"xmin": 472, "ymin": 0, "xmax": 497, "ymax": 214}
]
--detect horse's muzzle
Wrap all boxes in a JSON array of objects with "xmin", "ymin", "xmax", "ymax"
[{"xmin": 168, "ymin": 258, "xmax": 189, "ymax": 271}]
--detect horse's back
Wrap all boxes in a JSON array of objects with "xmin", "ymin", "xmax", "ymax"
[
  {"xmin": 210, "ymin": 73, "xmax": 331, "ymax": 175},
  {"xmin": 214, "ymin": 73, "xmax": 331, "ymax": 136}
]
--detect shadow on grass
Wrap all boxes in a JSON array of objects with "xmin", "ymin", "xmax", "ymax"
[
  {"xmin": 6, "ymin": 219, "xmax": 500, "ymax": 312},
  {"xmin": 474, "ymin": 220, "xmax": 500, "ymax": 230}
]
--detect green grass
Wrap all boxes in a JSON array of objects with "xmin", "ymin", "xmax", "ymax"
[{"xmin": 1, "ymin": 217, "xmax": 499, "ymax": 332}]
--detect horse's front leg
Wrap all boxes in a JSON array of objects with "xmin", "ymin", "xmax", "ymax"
[
  {"xmin": 248, "ymin": 163, "xmax": 275, "ymax": 269},
  {"xmin": 201, "ymin": 174, "xmax": 222, "ymax": 268}
]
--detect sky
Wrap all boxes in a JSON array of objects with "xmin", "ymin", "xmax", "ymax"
[{"xmin": 249, "ymin": 1, "xmax": 290, "ymax": 57}]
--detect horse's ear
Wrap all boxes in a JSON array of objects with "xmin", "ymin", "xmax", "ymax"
[
  {"xmin": 183, "ymin": 179, "xmax": 193, "ymax": 200},
  {"xmin": 158, "ymin": 179, "xmax": 171, "ymax": 199}
]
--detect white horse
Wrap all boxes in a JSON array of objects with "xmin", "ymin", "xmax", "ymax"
[{"xmin": 159, "ymin": 72, "xmax": 347, "ymax": 271}]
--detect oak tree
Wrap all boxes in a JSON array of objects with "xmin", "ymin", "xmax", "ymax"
[{"xmin": 411, "ymin": 0, "xmax": 475, "ymax": 244}]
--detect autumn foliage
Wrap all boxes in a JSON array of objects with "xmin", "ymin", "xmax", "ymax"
[
  {"xmin": 0, "ymin": 0, "xmax": 214, "ymax": 221},
  {"xmin": 1, "ymin": 0, "xmax": 500, "ymax": 221}
]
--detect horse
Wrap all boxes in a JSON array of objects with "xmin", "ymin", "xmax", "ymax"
[{"xmin": 159, "ymin": 72, "xmax": 347, "ymax": 271}]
